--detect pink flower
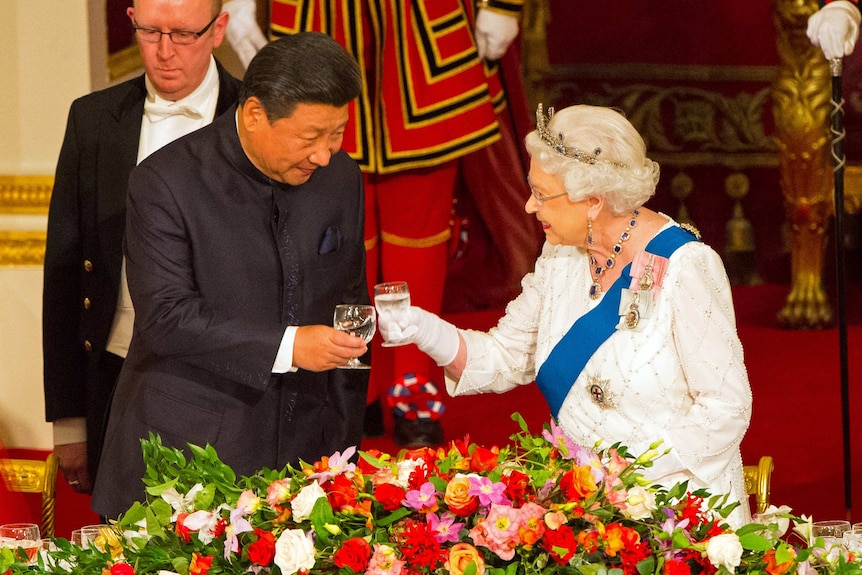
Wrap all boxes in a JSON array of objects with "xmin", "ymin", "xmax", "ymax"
[
  {"xmin": 468, "ymin": 475, "xmax": 509, "ymax": 507},
  {"xmin": 469, "ymin": 504, "xmax": 521, "ymax": 560},
  {"xmin": 542, "ymin": 420, "xmax": 578, "ymax": 458},
  {"xmin": 405, "ymin": 481, "xmax": 439, "ymax": 513},
  {"xmin": 307, "ymin": 446, "xmax": 357, "ymax": 483},
  {"xmin": 265, "ymin": 478, "xmax": 292, "ymax": 506},
  {"xmin": 367, "ymin": 543, "xmax": 405, "ymax": 575},
  {"xmin": 427, "ymin": 512, "xmax": 465, "ymax": 544}
]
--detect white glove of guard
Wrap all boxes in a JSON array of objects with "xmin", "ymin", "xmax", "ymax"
[
  {"xmin": 474, "ymin": 9, "xmax": 519, "ymax": 61},
  {"xmin": 807, "ymin": 0, "xmax": 861, "ymax": 60},
  {"xmin": 223, "ymin": 0, "xmax": 269, "ymax": 69},
  {"xmin": 378, "ymin": 306, "xmax": 460, "ymax": 367}
]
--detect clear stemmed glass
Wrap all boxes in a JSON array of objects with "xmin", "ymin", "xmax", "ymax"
[
  {"xmin": 373, "ymin": 281, "xmax": 410, "ymax": 347},
  {"xmin": 0, "ymin": 522, "xmax": 41, "ymax": 564},
  {"xmin": 811, "ymin": 520, "xmax": 851, "ymax": 550},
  {"xmin": 333, "ymin": 304, "xmax": 376, "ymax": 369}
]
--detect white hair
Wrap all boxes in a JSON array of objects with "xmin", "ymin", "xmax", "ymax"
[{"xmin": 524, "ymin": 105, "xmax": 660, "ymax": 214}]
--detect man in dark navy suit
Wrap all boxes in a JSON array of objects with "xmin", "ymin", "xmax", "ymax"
[
  {"xmin": 43, "ymin": 0, "xmax": 240, "ymax": 496},
  {"xmin": 92, "ymin": 32, "xmax": 370, "ymax": 518}
]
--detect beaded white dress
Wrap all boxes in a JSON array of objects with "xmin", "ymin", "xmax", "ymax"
[{"xmin": 446, "ymin": 220, "xmax": 753, "ymax": 527}]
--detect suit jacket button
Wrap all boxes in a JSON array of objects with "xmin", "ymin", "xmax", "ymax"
[
  {"xmin": 83, "ymin": 260, "xmax": 93, "ymax": 272},
  {"xmin": 84, "ymin": 340, "xmax": 93, "ymax": 351},
  {"xmin": 83, "ymin": 298, "xmax": 91, "ymax": 310}
]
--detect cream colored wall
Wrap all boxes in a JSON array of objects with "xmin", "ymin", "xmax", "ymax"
[{"xmin": 0, "ymin": 1, "xmax": 91, "ymax": 449}]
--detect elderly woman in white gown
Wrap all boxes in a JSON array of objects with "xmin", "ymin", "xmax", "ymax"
[{"xmin": 378, "ymin": 104, "xmax": 753, "ymax": 527}]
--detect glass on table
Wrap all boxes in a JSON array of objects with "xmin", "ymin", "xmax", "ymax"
[
  {"xmin": 811, "ymin": 519, "xmax": 851, "ymax": 549},
  {"xmin": 79, "ymin": 523, "xmax": 113, "ymax": 551},
  {"xmin": 0, "ymin": 522, "xmax": 41, "ymax": 564},
  {"xmin": 843, "ymin": 527, "xmax": 862, "ymax": 553},
  {"xmin": 70, "ymin": 529, "xmax": 83, "ymax": 546},
  {"xmin": 373, "ymin": 281, "xmax": 411, "ymax": 347}
]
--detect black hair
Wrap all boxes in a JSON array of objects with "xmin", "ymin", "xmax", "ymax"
[{"xmin": 238, "ymin": 32, "xmax": 361, "ymax": 122}]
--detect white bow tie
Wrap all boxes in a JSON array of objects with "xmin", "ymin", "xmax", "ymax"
[{"xmin": 144, "ymin": 101, "xmax": 203, "ymax": 122}]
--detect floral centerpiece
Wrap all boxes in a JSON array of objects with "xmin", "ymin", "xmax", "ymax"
[{"xmin": 0, "ymin": 414, "xmax": 855, "ymax": 575}]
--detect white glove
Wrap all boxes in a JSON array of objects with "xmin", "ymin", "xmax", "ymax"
[
  {"xmin": 223, "ymin": 0, "xmax": 269, "ymax": 69},
  {"xmin": 474, "ymin": 9, "xmax": 519, "ymax": 61},
  {"xmin": 807, "ymin": 0, "xmax": 861, "ymax": 60},
  {"xmin": 378, "ymin": 306, "xmax": 460, "ymax": 366}
]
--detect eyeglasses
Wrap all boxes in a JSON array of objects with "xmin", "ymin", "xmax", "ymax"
[
  {"xmin": 133, "ymin": 14, "xmax": 219, "ymax": 45},
  {"xmin": 530, "ymin": 188, "xmax": 569, "ymax": 206}
]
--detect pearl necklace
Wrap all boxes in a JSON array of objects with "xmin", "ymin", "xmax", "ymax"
[{"xmin": 588, "ymin": 209, "xmax": 640, "ymax": 300}]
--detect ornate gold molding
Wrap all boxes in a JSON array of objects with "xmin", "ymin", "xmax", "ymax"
[
  {"xmin": 0, "ymin": 231, "xmax": 46, "ymax": 266},
  {"xmin": 108, "ymin": 44, "xmax": 142, "ymax": 81},
  {"xmin": 0, "ymin": 176, "xmax": 53, "ymax": 214}
]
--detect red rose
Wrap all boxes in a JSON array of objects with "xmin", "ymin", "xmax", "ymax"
[
  {"xmin": 503, "ymin": 469, "xmax": 532, "ymax": 505},
  {"xmin": 109, "ymin": 563, "xmax": 135, "ymax": 575},
  {"xmin": 247, "ymin": 529, "xmax": 276, "ymax": 566},
  {"xmin": 664, "ymin": 559, "xmax": 692, "ymax": 575},
  {"xmin": 542, "ymin": 525, "xmax": 578, "ymax": 565},
  {"xmin": 374, "ymin": 482, "xmax": 407, "ymax": 511},
  {"xmin": 333, "ymin": 537, "xmax": 372, "ymax": 572},
  {"xmin": 469, "ymin": 446, "xmax": 498, "ymax": 472},
  {"xmin": 325, "ymin": 474, "xmax": 360, "ymax": 511}
]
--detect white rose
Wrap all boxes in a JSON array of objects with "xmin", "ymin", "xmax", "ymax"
[
  {"xmin": 274, "ymin": 528, "xmax": 316, "ymax": 575},
  {"xmin": 621, "ymin": 485, "xmax": 656, "ymax": 520},
  {"xmin": 752, "ymin": 504, "xmax": 793, "ymax": 538},
  {"xmin": 706, "ymin": 533, "xmax": 743, "ymax": 573},
  {"xmin": 291, "ymin": 480, "xmax": 327, "ymax": 522}
]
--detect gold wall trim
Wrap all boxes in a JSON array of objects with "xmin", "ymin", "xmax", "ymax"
[
  {"xmin": 548, "ymin": 63, "xmax": 778, "ymax": 83},
  {"xmin": 0, "ymin": 176, "xmax": 53, "ymax": 214},
  {"xmin": 0, "ymin": 231, "xmax": 46, "ymax": 266},
  {"xmin": 108, "ymin": 44, "xmax": 142, "ymax": 81}
]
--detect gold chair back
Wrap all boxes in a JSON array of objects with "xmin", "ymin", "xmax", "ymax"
[
  {"xmin": 743, "ymin": 455, "xmax": 774, "ymax": 515},
  {"xmin": 0, "ymin": 452, "xmax": 59, "ymax": 538}
]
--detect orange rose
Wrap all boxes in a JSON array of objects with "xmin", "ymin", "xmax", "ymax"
[
  {"xmin": 444, "ymin": 474, "xmax": 479, "ymax": 516},
  {"xmin": 446, "ymin": 543, "xmax": 485, "ymax": 575},
  {"xmin": 560, "ymin": 466, "xmax": 598, "ymax": 501},
  {"xmin": 764, "ymin": 549, "xmax": 796, "ymax": 575}
]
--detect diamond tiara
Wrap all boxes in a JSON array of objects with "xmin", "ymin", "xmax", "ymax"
[{"xmin": 535, "ymin": 104, "xmax": 629, "ymax": 169}]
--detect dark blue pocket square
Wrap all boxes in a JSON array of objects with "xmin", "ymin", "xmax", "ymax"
[{"xmin": 319, "ymin": 226, "xmax": 343, "ymax": 254}]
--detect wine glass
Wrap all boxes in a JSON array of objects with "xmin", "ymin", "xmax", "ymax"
[
  {"xmin": 333, "ymin": 304, "xmax": 376, "ymax": 369},
  {"xmin": 79, "ymin": 523, "xmax": 112, "ymax": 551},
  {"xmin": 0, "ymin": 523, "xmax": 41, "ymax": 564},
  {"xmin": 811, "ymin": 519, "xmax": 850, "ymax": 549},
  {"xmin": 373, "ymin": 281, "xmax": 410, "ymax": 347}
]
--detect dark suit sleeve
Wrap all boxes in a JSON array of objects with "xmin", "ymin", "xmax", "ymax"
[
  {"xmin": 42, "ymin": 103, "xmax": 88, "ymax": 422},
  {"xmin": 124, "ymin": 163, "xmax": 285, "ymax": 389}
]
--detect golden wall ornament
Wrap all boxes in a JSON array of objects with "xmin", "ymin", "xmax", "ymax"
[
  {"xmin": 771, "ymin": 0, "xmax": 834, "ymax": 328},
  {"xmin": 0, "ymin": 175, "xmax": 53, "ymax": 214},
  {"xmin": 0, "ymin": 176, "xmax": 51, "ymax": 266},
  {"xmin": 0, "ymin": 231, "xmax": 47, "ymax": 266}
]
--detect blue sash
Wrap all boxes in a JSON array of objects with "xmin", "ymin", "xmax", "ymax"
[{"xmin": 535, "ymin": 225, "xmax": 699, "ymax": 417}]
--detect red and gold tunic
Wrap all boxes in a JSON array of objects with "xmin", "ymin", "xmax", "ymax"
[{"xmin": 269, "ymin": 0, "xmax": 522, "ymax": 174}]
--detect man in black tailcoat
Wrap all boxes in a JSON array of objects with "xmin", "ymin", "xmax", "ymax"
[{"xmin": 43, "ymin": 0, "xmax": 240, "ymax": 495}]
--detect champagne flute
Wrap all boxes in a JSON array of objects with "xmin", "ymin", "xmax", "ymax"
[
  {"xmin": 373, "ymin": 281, "xmax": 411, "ymax": 347},
  {"xmin": 334, "ymin": 304, "xmax": 376, "ymax": 369},
  {"xmin": 0, "ymin": 523, "xmax": 41, "ymax": 564}
]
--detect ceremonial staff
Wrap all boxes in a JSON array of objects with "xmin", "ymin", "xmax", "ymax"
[{"xmin": 829, "ymin": 54, "xmax": 852, "ymax": 517}]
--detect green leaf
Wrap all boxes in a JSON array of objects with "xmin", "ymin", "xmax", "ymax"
[{"xmin": 738, "ymin": 532, "xmax": 773, "ymax": 552}]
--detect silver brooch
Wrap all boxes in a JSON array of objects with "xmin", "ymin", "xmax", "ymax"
[{"xmin": 586, "ymin": 374, "xmax": 614, "ymax": 408}]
